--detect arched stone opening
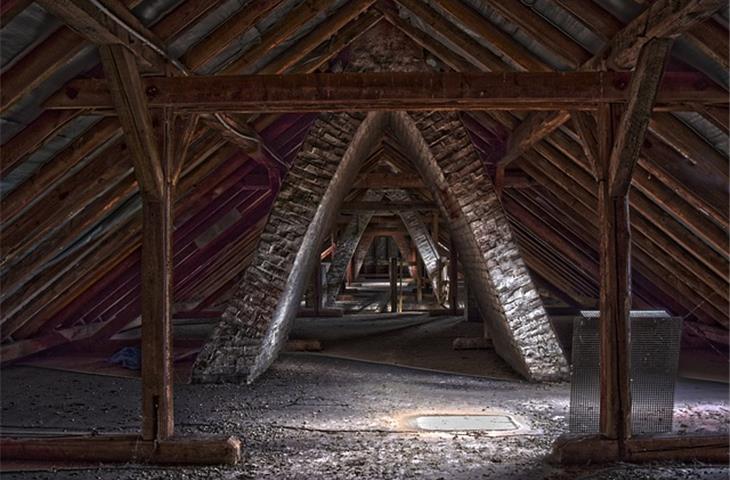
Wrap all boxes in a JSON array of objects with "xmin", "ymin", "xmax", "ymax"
[
  {"xmin": 324, "ymin": 189, "xmax": 441, "ymax": 306},
  {"xmin": 193, "ymin": 110, "xmax": 568, "ymax": 384}
]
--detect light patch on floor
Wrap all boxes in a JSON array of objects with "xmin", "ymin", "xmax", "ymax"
[{"xmin": 411, "ymin": 414, "xmax": 518, "ymax": 432}]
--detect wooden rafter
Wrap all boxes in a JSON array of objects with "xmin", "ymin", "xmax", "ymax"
[
  {"xmin": 183, "ymin": 0, "xmax": 284, "ymax": 71},
  {"xmin": 36, "ymin": 0, "xmax": 165, "ymax": 70},
  {"xmin": 609, "ymin": 40, "xmax": 674, "ymax": 196}
]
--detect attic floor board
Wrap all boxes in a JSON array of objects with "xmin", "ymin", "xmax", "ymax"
[{"xmin": 2, "ymin": 356, "xmax": 728, "ymax": 479}]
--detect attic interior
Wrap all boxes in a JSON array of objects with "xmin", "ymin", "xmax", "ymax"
[{"xmin": 1, "ymin": 0, "xmax": 729, "ymax": 478}]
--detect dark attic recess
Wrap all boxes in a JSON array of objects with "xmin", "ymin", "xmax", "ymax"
[{"xmin": 0, "ymin": 0, "xmax": 728, "ymax": 478}]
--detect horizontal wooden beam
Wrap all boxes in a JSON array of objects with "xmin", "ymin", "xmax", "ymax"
[
  {"xmin": 551, "ymin": 433, "xmax": 729, "ymax": 464},
  {"xmin": 354, "ymin": 174, "xmax": 426, "ymax": 188},
  {"xmin": 341, "ymin": 201, "xmax": 437, "ymax": 213},
  {"xmin": 45, "ymin": 72, "xmax": 727, "ymax": 112},
  {"xmin": 0, "ymin": 434, "xmax": 241, "ymax": 465}
]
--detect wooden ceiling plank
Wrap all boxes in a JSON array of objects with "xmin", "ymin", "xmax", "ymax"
[
  {"xmin": 518, "ymin": 142, "xmax": 728, "ymax": 325},
  {"xmin": 0, "ymin": 138, "xmax": 132, "ymax": 267},
  {"xmin": 489, "ymin": 111, "xmax": 730, "ymax": 293},
  {"xmin": 1, "ymin": 118, "xmax": 121, "ymax": 225},
  {"xmin": 431, "ymin": 0, "xmax": 550, "ymax": 72},
  {"xmin": 220, "ymin": 0, "xmax": 334, "ymax": 74},
  {"xmin": 0, "ymin": 173, "xmax": 137, "ymax": 299},
  {"xmin": 0, "ymin": 0, "xmax": 34, "ymax": 28},
  {"xmin": 1, "ymin": 136, "xmax": 234, "ymax": 341},
  {"xmin": 650, "ymin": 112, "xmax": 728, "ymax": 176},
  {"xmin": 377, "ymin": 1, "xmax": 473, "ymax": 73},
  {"xmin": 531, "ymin": 180, "xmax": 723, "ymax": 324},
  {"xmin": 393, "ymin": 0, "xmax": 505, "ymax": 71},
  {"xmin": 553, "ymin": 0, "xmax": 622, "ymax": 42},
  {"xmin": 0, "ymin": 0, "xmax": 210, "ymax": 177},
  {"xmin": 482, "ymin": 0, "xmax": 591, "ymax": 68},
  {"xmin": 151, "ymin": 0, "xmax": 225, "ymax": 43},
  {"xmin": 0, "ymin": 110, "xmax": 82, "ymax": 178},
  {"xmin": 259, "ymin": 0, "xmax": 376, "ymax": 74},
  {"xmin": 183, "ymin": 0, "xmax": 283, "ymax": 71},
  {"xmin": 37, "ymin": 0, "xmax": 163, "ymax": 70}
]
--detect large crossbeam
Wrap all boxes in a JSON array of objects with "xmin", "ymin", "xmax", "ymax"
[{"xmin": 46, "ymin": 72, "xmax": 726, "ymax": 112}]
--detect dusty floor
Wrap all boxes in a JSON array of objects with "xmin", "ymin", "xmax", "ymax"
[{"xmin": 2, "ymin": 353, "xmax": 728, "ymax": 479}]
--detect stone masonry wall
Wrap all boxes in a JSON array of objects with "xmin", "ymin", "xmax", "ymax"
[
  {"xmin": 324, "ymin": 190, "xmax": 383, "ymax": 305},
  {"xmin": 353, "ymin": 230, "xmax": 376, "ymax": 279},
  {"xmin": 385, "ymin": 189, "xmax": 442, "ymax": 302},
  {"xmin": 193, "ymin": 112, "xmax": 387, "ymax": 383},
  {"xmin": 390, "ymin": 112, "xmax": 568, "ymax": 382}
]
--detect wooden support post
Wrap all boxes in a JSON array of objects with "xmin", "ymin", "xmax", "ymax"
[
  {"xmin": 597, "ymin": 147, "xmax": 633, "ymax": 445},
  {"xmin": 413, "ymin": 244, "xmax": 423, "ymax": 303},
  {"xmin": 549, "ymin": 38, "xmax": 717, "ymax": 467},
  {"xmin": 593, "ymin": 39, "xmax": 673, "ymax": 454},
  {"xmin": 449, "ymin": 235, "xmax": 458, "ymax": 314},
  {"xmin": 494, "ymin": 164, "xmax": 505, "ymax": 198},
  {"xmin": 139, "ymin": 186, "xmax": 175, "ymax": 440},
  {"xmin": 99, "ymin": 41, "xmax": 176, "ymax": 441},
  {"xmin": 346, "ymin": 257, "xmax": 353, "ymax": 286},
  {"xmin": 389, "ymin": 257, "xmax": 398, "ymax": 313}
]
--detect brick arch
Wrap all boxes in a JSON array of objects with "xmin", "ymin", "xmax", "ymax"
[
  {"xmin": 389, "ymin": 111, "xmax": 568, "ymax": 381},
  {"xmin": 192, "ymin": 112, "xmax": 388, "ymax": 383}
]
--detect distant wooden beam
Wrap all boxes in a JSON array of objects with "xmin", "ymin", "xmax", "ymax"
[
  {"xmin": 448, "ymin": 235, "xmax": 458, "ymax": 314},
  {"xmin": 500, "ymin": 111, "xmax": 570, "ymax": 167},
  {"xmin": 45, "ymin": 72, "xmax": 728, "ymax": 112},
  {"xmin": 341, "ymin": 201, "xmax": 436, "ymax": 213},
  {"xmin": 389, "ymin": 257, "xmax": 398, "ymax": 312},
  {"xmin": 354, "ymin": 174, "xmax": 426, "ymax": 188}
]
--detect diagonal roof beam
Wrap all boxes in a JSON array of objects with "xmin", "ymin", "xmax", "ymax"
[
  {"xmin": 500, "ymin": 0, "xmax": 726, "ymax": 167},
  {"xmin": 608, "ymin": 39, "xmax": 674, "ymax": 197},
  {"xmin": 36, "ymin": 0, "xmax": 167, "ymax": 71},
  {"xmin": 598, "ymin": 0, "xmax": 727, "ymax": 70}
]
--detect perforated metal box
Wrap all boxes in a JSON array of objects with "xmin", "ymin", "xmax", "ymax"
[{"xmin": 568, "ymin": 311, "xmax": 682, "ymax": 434}]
